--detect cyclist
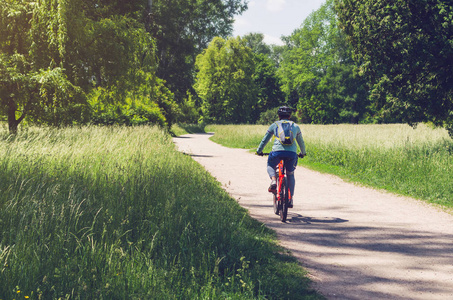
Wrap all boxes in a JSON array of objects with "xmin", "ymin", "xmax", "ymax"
[{"xmin": 256, "ymin": 106, "xmax": 306, "ymax": 208}]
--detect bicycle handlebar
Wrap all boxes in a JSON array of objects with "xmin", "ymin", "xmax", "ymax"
[{"xmin": 256, "ymin": 152, "xmax": 305, "ymax": 158}]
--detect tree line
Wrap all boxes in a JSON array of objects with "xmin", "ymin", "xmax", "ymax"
[
  {"xmin": 1, "ymin": 0, "xmax": 452, "ymax": 135},
  {"xmin": 0, "ymin": 0, "xmax": 246, "ymax": 133}
]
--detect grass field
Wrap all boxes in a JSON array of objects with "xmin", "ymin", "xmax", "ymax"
[
  {"xmin": 205, "ymin": 124, "xmax": 453, "ymax": 209},
  {"xmin": 0, "ymin": 126, "xmax": 321, "ymax": 299}
]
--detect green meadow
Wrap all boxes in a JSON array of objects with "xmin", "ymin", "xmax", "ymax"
[
  {"xmin": 3, "ymin": 123, "xmax": 451, "ymax": 299},
  {"xmin": 0, "ymin": 126, "xmax": 321, "ymax": 299},
  {"xmin": 205, "ymin": 124, "xmax": 453, "ymax": 209}
]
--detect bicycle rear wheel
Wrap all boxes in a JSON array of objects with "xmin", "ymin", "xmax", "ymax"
[{"xmin": 279, "ymin": 177, "xmax": 288, "ymax": 222}]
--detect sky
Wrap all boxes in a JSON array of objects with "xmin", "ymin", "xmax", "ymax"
[{"xmin": 232, "ymin": 0, "xmax": 326, "ymax": 45}]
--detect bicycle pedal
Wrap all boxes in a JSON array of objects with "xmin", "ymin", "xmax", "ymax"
[{"xmin": 268, "ymin": 184, "xmax": 277, "ymax": 193}]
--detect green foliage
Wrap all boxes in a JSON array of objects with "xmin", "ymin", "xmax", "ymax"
[
  {"xmin": 84, "ymin": 16, "xmax": 157, "ymax": 91},
  {"xmin": 279, "ymin": 0, "xmax": 371, "ymax": 124},
  {"xmin": 0, "ymin": 0, "xmax": 30, "ymax": 55},
  {"xmin": 0, "ymin": 0, "xmax": 189, "ymax": 133},
  {"xmin": 150, "ymin": 78, "xmax": 180, "ymax": 128},
  {"xmin": 257, "ymin": 107, "xmax": 298, "ymax": 125},
  {"xmin": 240, "ymin": 33, "xmax": 285, "ymax": 121},
  {"xmin": 0, "ymin": 0, "xmax": 158, "ymax": 133},
  {"xmin": 194, "ymin": 37, "xmax": 259, "ymax": 124},
  {"xmin": 0, "ymin": 126, "xmax": 321, "ymax": 299},
  {"xmin": 0, "ymin": 53, "xmax": 88, "ymax": 133},
  {"xmin": 0, "ymin": 1, "xmax": 89, "ymax": 133},
  {"xmin": 252, "ymin": 53, "xmax": 286, "ymax": 121},
  {"xmin": 28, "ymin": 68, "xmax": 89, "ymax": 126},
  {"xmin": 257, "ymin": 107, "xmax": 280, "ymax": 125},
  {"xmin": 177, "ymin": 93, "xmax": 201, "ymax": 124},
  {"xmin": 88, "ymin": 88, "xmax": 166, "ymax": 127},
  {"xmin": 0, "ymin": 54, "xmax": 33, "ymax": 122},
  {"xmin": 242, "ymin": 33, "xmax": 272, "ymax": 56},
  {"xmin": 336, "ymin": 0, "xmax": 453, "ymax": 133},
  {"xmin": 297, "ymin": 63, "xmax": 369, "ymax": 124},
  {"xmin": 268, "ymin": 44, "xmax": 286, "ymax": 68},
  {"xmin": 192, "ymin": 32, "xmax": 287, "ymax": 125},
  {"xmin": 150, "ymin": 0, "xmax": 248, "ymax": 103}
]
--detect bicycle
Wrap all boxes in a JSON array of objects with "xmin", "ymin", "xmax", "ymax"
[
  {"xmin": 260, "ymin": 152, "xmax": 304, "ymax": 222},
  {"xmin": 262, "ymin": 153, "xmax": 291, "ymax": 222}
]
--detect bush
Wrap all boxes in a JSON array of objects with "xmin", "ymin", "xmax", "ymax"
[
  {"xmin": 88, "ymin": 88, "xmax": 166, "ymax": 127},
  {"xmin": 151, "ymin": 78, "xmax": 180, "ymax": 128},
  {"xmin": 257, "ymin": 107, "xmax": 279, "ymax": 125},
  {"xmin": 177, "ymin": 93, "xmax": 200, "ymax": 124},
  {"xmin": 257, "ymin": 107, "xmax": 298, "ymax": 125}
]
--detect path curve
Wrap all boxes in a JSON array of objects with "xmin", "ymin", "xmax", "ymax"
[{"xmin": 173, "ymin": 133, "xmax": 453, "ymax": 300}]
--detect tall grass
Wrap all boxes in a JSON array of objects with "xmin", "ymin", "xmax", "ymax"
[
  {"xmin": 206, "ymin": 124, "xmax": 453, "ymax": 209},
  {"xmin": 0, "ymin": 126, "xmax": 320, "ymax": 299}
]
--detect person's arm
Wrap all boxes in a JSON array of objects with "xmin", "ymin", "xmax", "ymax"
[
  {"xmin": 256, "ymin": 124, "xmax": 275, "ymax": 154},
  {"xmin": 295, "ymin": 127, "xmax": 306, "ymax": 156}
]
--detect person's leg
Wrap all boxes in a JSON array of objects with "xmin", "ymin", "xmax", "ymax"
[
  {"xmin": 267, "ymin": 165, "xmax": 276, "ymax": 180},
  {"xmin": 287, "ymin": 172, "xmax": 295, "ymax": 197},
  {"xmin": 267, "ymin": 152, "xmax": 281, "ymax": 192},
  {"xmin": 284, "ymin": 152, "xmax": 298, "ymax": 207},
  {"xmin": 267, "ymin": 165, "xmax": 277, "ymax": 192}
]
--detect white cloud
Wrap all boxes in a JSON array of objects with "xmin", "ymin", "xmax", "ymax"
[
  {"xmin": 232, "ymin": 0, "xmax": 326, "ymax": 44},
  {"xmin": 233, "ymin": 15, "xmax": 250, "ymax": 31},
  {"xmin": 265, "ymin": 0, "xmax": 286, "ymax": 12},
  {"xmin": 248, "ymin": 0, "xmax": 257, "ymax": 8},
  {"xmin": 263, "ymin": 34, "xmax": 284, "ymax": 46}
]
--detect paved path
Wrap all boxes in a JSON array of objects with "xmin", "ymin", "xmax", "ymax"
[{"xmin": 173, "ymin": 133, "xmax": 453, "ymax": 300}]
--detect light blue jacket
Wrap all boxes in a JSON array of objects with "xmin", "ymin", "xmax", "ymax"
[{"xmin": 257, "ymin": 120, "xmax": 306, "ymax": 154}]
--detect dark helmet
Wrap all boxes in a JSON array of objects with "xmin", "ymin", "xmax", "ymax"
[{"xmin": 277, "ymin": 106, "xmax": 294, "ymax": 117}]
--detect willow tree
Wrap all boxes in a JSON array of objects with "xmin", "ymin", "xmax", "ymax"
[
  {"xmin": 1, "ymin": 0, "xmax": 168, "ymax": 132},
  {"xmin": 0, "ymin": 0, "xmax": 87, "ymax": 133}
]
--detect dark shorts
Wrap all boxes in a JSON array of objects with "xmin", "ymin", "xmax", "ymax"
[{"xmin": 267, "ymin": 151, "xmax": 298, "ymax": 173}]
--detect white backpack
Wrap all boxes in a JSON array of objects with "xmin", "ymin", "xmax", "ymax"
[{"xmin": 275, "ymin": 121, "xmax": 294, "ymax": 145}]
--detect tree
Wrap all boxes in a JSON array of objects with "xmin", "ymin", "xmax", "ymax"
[
  {"xmin": 0, "ymin": 0, "xmax": 179, "ymax": 132},
  {"xmin": 278, "ymin": 0, "xmax": 371, "ymax": 124},
  {"xmin": 304, "ymin": 63, "xmax": 369, "ymax": 123},
  {"xmin": 241, "ymin": 33, "xmax": 285, "ymax": 121},
  {"xmin": 148, "ymin": 0, "xmax": 248, "ymax": 103},
  {"xmin": 194, "ymin": 37, "xmax": 258, "ymax": 124},
  {"xmin": 0, "ymin": 0, "xmax": 87, "ymax": 134},
  {"xmin": 72, "ymin": 0, "xmax": 179, "ymax": 127},
  {"xmin": 252, "ymin": 53, "xmax": 285, "ymax": 121},
  {"xmin": 242, "ymin": 33, "xmax": 272, "ymax": 56},
  {"xmin": 336, "ymin": 0, "xmax": 453, "ymax": 133}
]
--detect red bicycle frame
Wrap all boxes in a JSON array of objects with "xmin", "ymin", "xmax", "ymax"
[{"xmin": 276, "ymin": 159, "xmax": 291, "ymax": 203}]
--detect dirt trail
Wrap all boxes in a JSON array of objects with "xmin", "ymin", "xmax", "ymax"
[{"xmin": 173, "ymin": 133, "xmax": 453, "ymax": 300}]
